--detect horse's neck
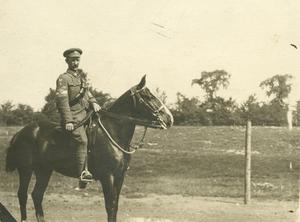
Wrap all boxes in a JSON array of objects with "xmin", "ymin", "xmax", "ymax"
[{"xmin": 103, "ymin": 97, "xmax": 136, "ymax": 148}]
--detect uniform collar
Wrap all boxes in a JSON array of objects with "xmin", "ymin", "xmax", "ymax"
[{"xmin": 66, "ymin": 69, "xmax": 79, "ymax": 77}]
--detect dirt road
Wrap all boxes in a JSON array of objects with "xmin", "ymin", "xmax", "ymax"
[{"xmin": 1, "ymin": 191, "xmax": 298, "ymax": 222}]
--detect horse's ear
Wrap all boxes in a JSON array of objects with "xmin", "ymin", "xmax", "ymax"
[{"xmin": 137, "ymin": 75, "xmax": 146, "ymax": 89}]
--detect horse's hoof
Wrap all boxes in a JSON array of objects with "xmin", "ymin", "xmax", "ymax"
[{"xmin": 36, "ymin": 215, "xmax": 46, "ymax": 222}]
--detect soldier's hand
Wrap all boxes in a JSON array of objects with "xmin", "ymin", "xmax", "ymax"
[
  {"xmin": 92, "ymin": 103, "xmax": 101, "ymax": 112},
  {"xmin": 65, "ymin": 123, "xmax": 74, "ymax": 131}
]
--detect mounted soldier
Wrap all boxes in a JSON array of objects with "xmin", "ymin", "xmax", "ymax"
[
  {"xmin": 6, "ymin": 70, "xmax": 173, "ymax": 221},
  {"xmin": 55, "ymin": 48, "xmax": 101, "ymax": 188}
]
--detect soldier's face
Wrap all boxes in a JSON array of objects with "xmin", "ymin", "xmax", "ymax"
[{"xmin": 66, "ymin": 57, "xmax": 80, "ymax": 71}]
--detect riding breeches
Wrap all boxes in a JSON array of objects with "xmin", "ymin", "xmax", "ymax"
[{"xmin": 69, "ymin": 111, "xmax": 88, "ymax": 178}]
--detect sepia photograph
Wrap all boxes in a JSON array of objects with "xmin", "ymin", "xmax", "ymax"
[{"xmin": 0, "ymin": 1, "xmax": 299, "ymax": 221}]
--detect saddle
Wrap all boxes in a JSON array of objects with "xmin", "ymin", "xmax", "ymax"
[
  {"xmin": 37, "ymin": 120, "xmax": 70, "ymax": 149},
  {"xmin": 37, "ymin": 110, "xmax": 96, "ymax": 149}
]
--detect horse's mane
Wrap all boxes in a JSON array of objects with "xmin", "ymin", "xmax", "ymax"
[{"xmin": 105, "ymin": 89, "xmax": 132, "ymax": 112}]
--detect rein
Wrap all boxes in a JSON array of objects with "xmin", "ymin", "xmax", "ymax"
[
  {"xmin": 95, "ymin": 113, "xmax": 147, "ymax": 154},
  {"xmin": 71, "ymin": 107, "xmax": 158, "ymax": 155},
  {"xmin": 70, "ymin": 110, "xmax": 150, "ymax": 154},
  {"xmin": 74, "ymin": 86, "xmax": 166, "ymax": 155}
]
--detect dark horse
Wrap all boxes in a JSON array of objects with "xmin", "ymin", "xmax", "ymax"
[{"xmin": 5, "ymin": 76, "xmax": 173, "ymax": 222}]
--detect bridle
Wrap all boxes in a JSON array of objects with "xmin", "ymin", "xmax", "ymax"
[
  {"xmin": 130, "ymin": 86, "xmax": 168, "ymax": 129},
  {"xmin": 92, "ymin": 86, "xmax": 168, "ymax": 154}
]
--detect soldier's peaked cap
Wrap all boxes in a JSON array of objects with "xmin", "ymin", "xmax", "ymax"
[{"xmin": 63, "ymin": 48, "xmax": 82, "ymax": 58}]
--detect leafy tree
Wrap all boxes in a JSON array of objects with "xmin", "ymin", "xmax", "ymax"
[
  {"xmin": 88, "ymin": 87, "xmax": 114, "ymax": 107},
  {"xmin": 0, "ymin": 101, "xmax": 35, "ymax": 126},
  {"xmin": 190, "ymin": 70, "xmax": 237, "ymax": 125},
  {"xmin": 259, "ymin": 74, "xmax": 293, "ymax": 105},
  {"xmin": 208, "ymin": 97, "xmax": 240, "ymax": 125},
  {"xmin": 192, "ymin": 70, "xmax": 231, "ymax": 103},
  {"xmin": 260, "ymin": 102, "xmax": 287, "ymax": 126},
  {"xmin": 259, "ymin": 74, "xmax": 293, "ymax": 126},
  {"xmin": 239, "ymin": 94, "xmax": 288, "ymax": 126},
  {"xmin": 240, "ymin": 94, "xmax": 259, "ymax": 120},
  {"xmin": 175, "ymin": 93, "xmax": 200, "ymax": 113},
  {"xmin": 0, "ymin": 101, "xmax": 14, "ymax": 126},
  {"xmin": 41, "ymin": 88, "xmax": 59, "ymax": 122},
  {"xmin": 239, "ymin": 95, "xmax": 265, "ymax": 125},
  {"xmin": 172, "ymin": 93, "xmax": 211, "ymax": 125},
  {"xmin": 294, "ymin": 101, "xmax": 300, "ymax": 126},
  {"xmin": 172, "ymin": 92, "xmax": 241, "ymax": 126},
  {"xmin": 12, "ymin": 104, "xmax": 34, "ymax": 125},
  {"xmin": 41, "ymin": 87, "xmax": 114, "ymax": 121},
  {"xmin": 154, "ymin": 87, "xmax": 167, "ymax": 104}
]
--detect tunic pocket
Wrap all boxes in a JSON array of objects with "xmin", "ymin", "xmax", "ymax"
[{"xmin": 68, "ymin": 81, "xmax": 81, "ymax": 101}]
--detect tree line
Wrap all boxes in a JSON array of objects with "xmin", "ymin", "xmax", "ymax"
[
  {"xmin": 0, "ymin": 71, "xmax": 297, "ymax": 126},
  {"xmin": 0, "ymin": 88, "xmax": 114, "ymax": 126},
  {"xmin": 171, "ymin": 71, "xmax": 296, "ymax": 126}
]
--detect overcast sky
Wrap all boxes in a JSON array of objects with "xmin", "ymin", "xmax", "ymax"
[{"xmin": 1, "ymin": 0, "xmax": 300, "ymax": 110}]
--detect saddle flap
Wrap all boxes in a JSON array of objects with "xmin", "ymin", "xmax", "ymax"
[{"xmin": 37, "ymin": 120, "xmax": 69, "ymax": 146}]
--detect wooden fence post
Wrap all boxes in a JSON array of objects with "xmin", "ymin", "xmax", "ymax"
[{"xmin": 244, "ymin": 120, "xmax": 252, "ymax": 204}]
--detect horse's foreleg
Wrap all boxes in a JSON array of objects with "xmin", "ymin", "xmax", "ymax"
[
  {"xmin": 31, "ymin": 168, "xmax": 52, "ymax": 222},
  {"xmin": 115, "ymin": 173, "xmax": 125, "ymax": 197},
  {"xmin": 17, "ymin": 168, "xmax": 33, "ymax": 222},
  {"xmin": 101, "ymin": 174, "xmax": 122, "ymax": 222}
]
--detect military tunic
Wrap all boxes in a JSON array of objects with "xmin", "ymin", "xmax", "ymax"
[{"xmin": 55, "ymin": 69, "xmax": 97, "ymax": 177}]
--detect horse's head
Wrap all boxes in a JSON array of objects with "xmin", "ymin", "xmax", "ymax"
[{"xmin": 129, "ymin": 75, "xmax": 173, "ymax": 129}]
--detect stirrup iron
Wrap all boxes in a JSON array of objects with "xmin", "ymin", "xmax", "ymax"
[{"xmin": 80, "ymin": 170, "xmax": 93, "ymax": 182}]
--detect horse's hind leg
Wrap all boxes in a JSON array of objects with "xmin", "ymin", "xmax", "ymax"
[
  {"xmin": 31, "ymin": 168, "xmax": 52, "ymax": 222},
  {"xmin": 17, "ymin": 168, "xmax": 33, "ymax": 222}
]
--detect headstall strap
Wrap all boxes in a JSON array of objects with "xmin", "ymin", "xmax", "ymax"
[
  {"xmin": 130, "ymin": 89, "xmax": 137, "ymax": 107},
  {"xmin": 130, "ymin": 86, "xmax": 166, "ymax": 126}
]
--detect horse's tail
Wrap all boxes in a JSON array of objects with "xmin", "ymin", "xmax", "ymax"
[
  {"xmin": 5, "ymin": 122, "xmax": 38, "ymax": 172},
  {"xmin": 5, "ymin": 131, "xmax": 20, "ymax": 172}
]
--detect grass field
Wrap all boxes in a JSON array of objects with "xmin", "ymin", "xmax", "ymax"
[{"xmin": 0, "ymin": 125, "xmax": 299, "ymax": 202}]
